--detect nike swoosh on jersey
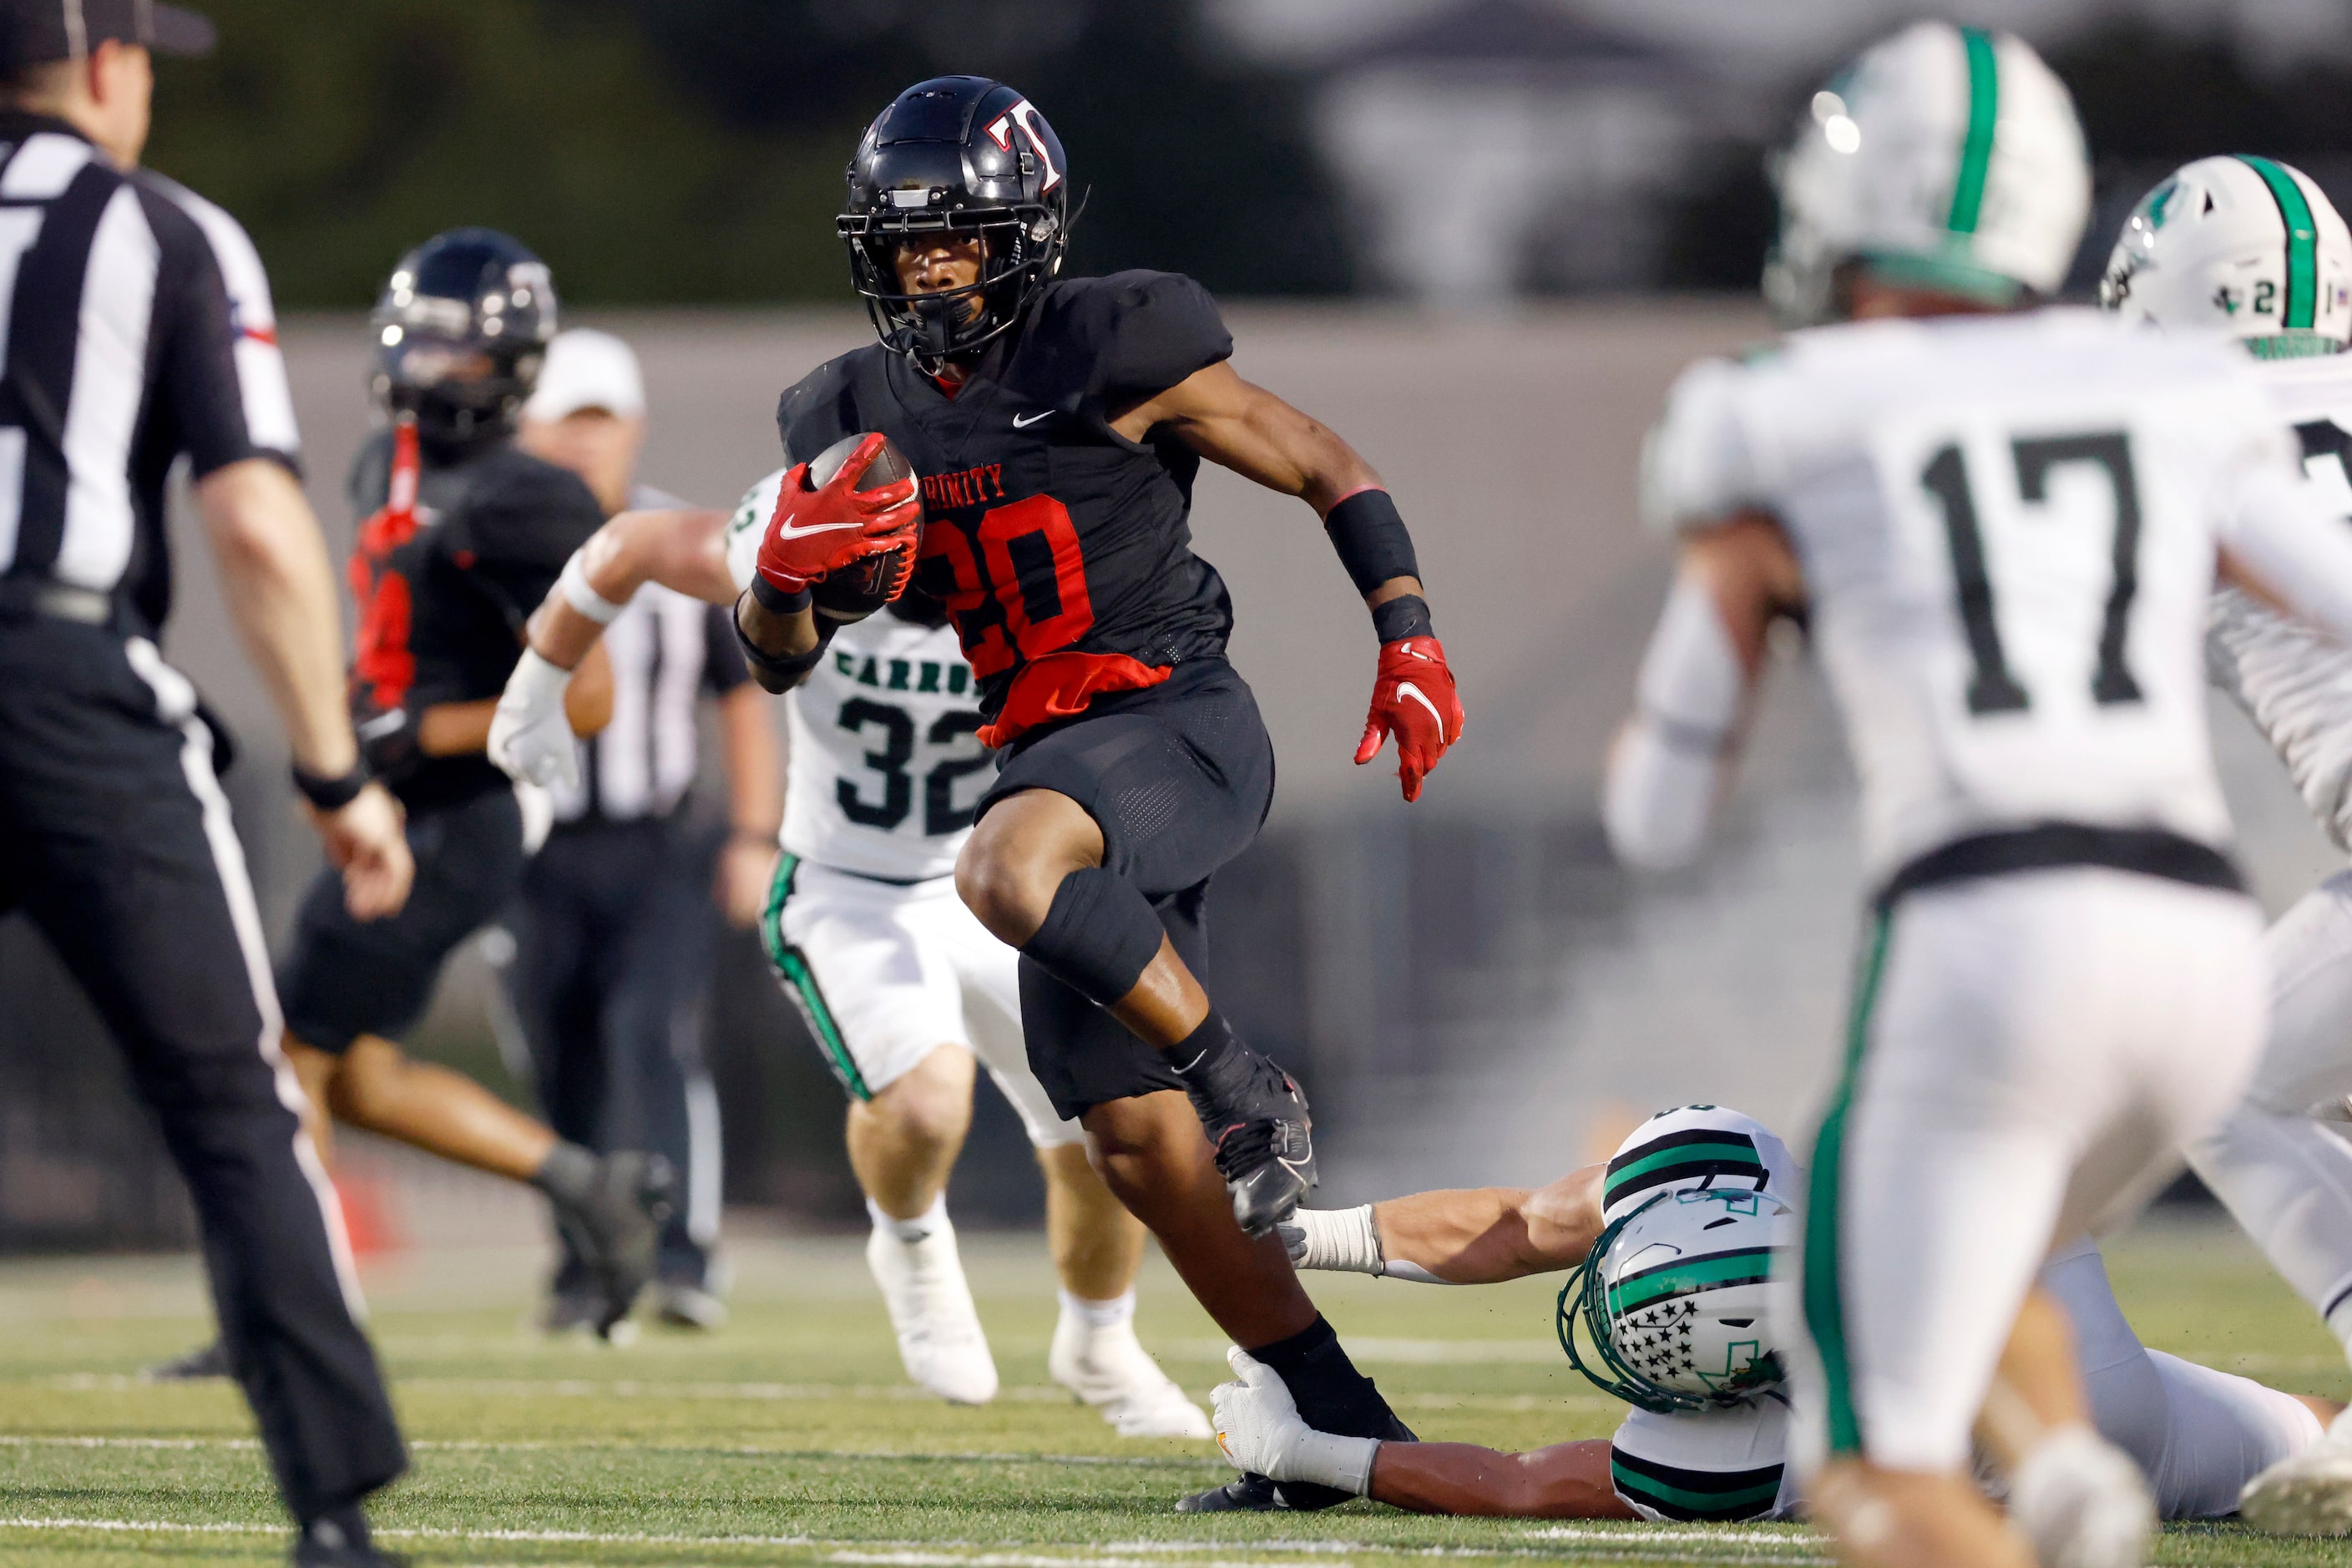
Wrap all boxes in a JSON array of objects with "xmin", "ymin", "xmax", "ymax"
[{"xmin": 1012, "ymin": 411, "xmax": 1054, "ymax": 428}]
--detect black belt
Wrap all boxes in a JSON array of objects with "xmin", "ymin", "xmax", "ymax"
[
  {"xmin": 0, "ymin": 577, "xmax": 110, "ymax": 625},
  {"xmin": 829, "ymin": 863, "xmax": 947, "ymax": 888},
  {"xmin": 1874, "ymin": 822, "xmax": 2243, "ymax": 913}
]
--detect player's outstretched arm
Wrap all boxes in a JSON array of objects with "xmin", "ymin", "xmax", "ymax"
[
  {"xmin": 1121, "ymin": 361, "xmax": 1464, "ymax": 801},
  {"xmin": 529, "ymin": 505, "xmax": 738, "ymax": 670},
  {"xmin": 1211, "ymin": 1348, "xmax": 1631, "ymax": 1518},
  {"xmin": 1367, "ymin": 1439, "xmax": 1634, "ymax": 1519},
  {"xmin": 2220, "ymin": 458, "xmax": 2352, "ymax": 645},
  {"xmin": 1287, "ymin": 1165, "xmax": 1605, "ymax": 1284},
  {"xmin": 1603, "ymin": 514, "xmax": 1798, "ymax": 869},
  {"xmin": 490, "ymin": 505, "xmax": 731, "ymax": 787}
]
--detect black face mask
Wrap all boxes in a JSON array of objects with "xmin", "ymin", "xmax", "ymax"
[{"xmin": 911, "ymin": 295, "xmax": 960, "ymax": 367}]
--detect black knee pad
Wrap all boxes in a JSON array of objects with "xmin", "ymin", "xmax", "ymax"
[{"xmin": 1021, "ymin": 867, "xmax": 1165, "ymax": 1007}]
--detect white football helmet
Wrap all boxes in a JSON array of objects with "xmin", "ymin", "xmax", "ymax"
[
  {"xmin": 1765, "ymin": 22, "xmax": 2091, "ymax": 325},
  {"xmin": 2099, "ymin": 155, "xmax": 2352, "ymax": 359},
  {"xmin": 1559, "ymin": 1185, "xmax": 1793, "ymax": 1412}
]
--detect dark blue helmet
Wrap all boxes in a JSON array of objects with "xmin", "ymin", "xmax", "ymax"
[
  {"xmin": 837, "ymin": 77, "xmax": 1071, "ymax": 369},
  {"xmin": 369, "ymin": 228, "xmax": 557, "ymax": 446}
]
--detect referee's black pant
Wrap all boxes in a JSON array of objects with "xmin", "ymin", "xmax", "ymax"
[
  {"xmin": 502, "ymin": 815, "xmax": 721, "ymax": 1291},
  {"xmin": 0, "ymin": 618, "xmax": 406, "ymax": 1523}
]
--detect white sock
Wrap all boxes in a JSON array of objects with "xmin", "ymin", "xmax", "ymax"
[
  {"xmin": 868, "ymin": 1192, "xmax": 948, "ymax": 1244},
  {"xmin": 1058, "ymin": 1287, "xmax": 1136, "ymax": 1332}
]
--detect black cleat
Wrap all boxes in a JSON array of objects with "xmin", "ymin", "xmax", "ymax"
[
  {"xmin": 1177, "ymin": 1472, "xmax": 1288, "ymax": 1513},
  {"xmin": 546, "ymin": 1151, "xmax": 675, "ymax": 1339},
  {"xmin": 1176, "ymin": 1471, "xmax": 1366, "ymax": 1513},
  {"xmin": 1182, "ymin": 1050, "xmax": 1316, "ymax": 1237},
  {"xmin": 291, "ymin": 1519, "xmax": 405, "ymax": 1566},
  {"xmin": 291, "ymin": 1541, "xmax": 407, "ymax": 1567},
  {"xmin": 146, "ymin": 1340, "xmax": 231, "ymax": 1381}
]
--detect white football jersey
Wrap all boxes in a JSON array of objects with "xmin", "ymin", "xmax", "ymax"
[
  {"xmin": 1646, "ymin": 308, "xmax": 2297, "ymax": 882},
  {"xmin": 2206, "ymin": 353, "xmax": 2352, "ymax": 852},
  {"xmin": 724, "ymin": 468, "xmax": 992, "ymax": 880}
]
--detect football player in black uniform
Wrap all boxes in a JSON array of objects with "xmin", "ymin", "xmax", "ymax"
[
  {"xmin": 151, "ymin": 231, "xmax": 674, "ymax": 1379},
  {"xmin": 505, "ymin": 78, "xmax": 1464, "ymax": 1510}
]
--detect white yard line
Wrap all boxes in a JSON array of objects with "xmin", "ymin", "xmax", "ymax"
[
  {"xmin": 0, "ymin": 1433, "xmax": 1206, "ymax": 1468},
  {"xmin": 0, "ymin": 1514, "xmax": 1834, "ymax": 1563},
  {"xmin": 28, "ymin": 1372, "xmax": 1615, "ymax": 1415}
]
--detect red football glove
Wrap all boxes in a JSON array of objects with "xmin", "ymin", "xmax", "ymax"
[
  {"xmin": 1354, "ymin": 635, "xmax": 1464, "ymax": 803},
  {"xmin": 755, "ymin": 433, "xmax": 922, "ymax": 598}
]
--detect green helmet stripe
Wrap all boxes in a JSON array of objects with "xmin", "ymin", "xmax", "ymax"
[
  {"xmin": 2238, "ymin": 154, "xmax": 2319, "ymax": 331},
  {"xmin": 1606, "ymin": 1247, "xmax": 1777, "ymax": 1315},
  {"xmin": 1946, "ymin": 28, "xmax": 2000, "ymax": 235},
  {"xmin": 1602, "ymin": 1140, "xmax": 1765, "ymax": 1198}
]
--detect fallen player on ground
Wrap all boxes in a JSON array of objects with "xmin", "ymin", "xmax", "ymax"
[{"xmin": 1212, "ymin": 1105, "xmax": 2340, "ymax": 1540}]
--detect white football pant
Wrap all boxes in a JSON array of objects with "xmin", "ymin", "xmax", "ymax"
[
  {"xmin": 2186, "ymin": 867, "xmax": 2352, "ymax": 1353},
  {"xmin": 1783, "ymin": 869, "xmax": 2266, "ymax": 1477}
]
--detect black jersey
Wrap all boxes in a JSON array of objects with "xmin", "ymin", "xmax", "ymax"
[
  {"xmin": 346, "ymin": 427, "xmax": 604, "ymax": 810},
  {"xmin": 776, "ymin": 271, "xmax": 1236, "ymax": 741}
]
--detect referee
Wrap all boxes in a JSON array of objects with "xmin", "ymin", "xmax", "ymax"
[
  {"xmin": 503, "ymin": 328, "xmax": 782, "ymax": 1330},
  {"xmin": 0, "ymin": 4, "xmax": 407, "ymax": 1565}
]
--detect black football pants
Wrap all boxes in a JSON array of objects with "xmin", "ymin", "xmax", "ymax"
[
  {"xmin": 499, "ymin": 815, "xmax": 721, "ymax": 1288},
  {"xmin": 0, "ymin": 619, "xmax": 406, "ymax": 1523}
]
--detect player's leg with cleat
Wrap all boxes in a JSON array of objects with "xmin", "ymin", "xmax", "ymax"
[
  {"xmin": 961, "ymin": 790, "xmax": 1314, "ymax": 1236},
  {"xmin": 849, "ymin": 1044, "xmax": 999, "ymax": 1404},
  {"xmin": 291, "ymin": 1034, "xmax": 675, "ymax": 1338},
  {"xmin": 1037, "ymin": 1141, "xmax": 1209, "ymax": 1439},
  {"xmin": 1081, "ymin": 1090, "xmax": 1413, "ymax": 1510},
  {"xmin": 961, "ymin": 787, "xmax": 1409, "ymax": 1505},
  {"xmin": 531, "ymin": 1146, "xmax": 676, "ymax": 1340}
]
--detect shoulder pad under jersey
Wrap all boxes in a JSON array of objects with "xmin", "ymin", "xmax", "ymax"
[
  {"xmin": 722, "ymin": 466, "xmax": 792, "ymax": 596},
  {"xmin": 1641, "ymin": 356, "xmax": 1764, "ymax": 537}
]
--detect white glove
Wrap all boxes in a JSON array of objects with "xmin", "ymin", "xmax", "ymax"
[
  {"xmin": 489, "ymin": 648, "xmax": 579, "ymax": 791},
  {"xmin": 1210, "ymin": 1347, "xmax": 1378, "ymax": 1495}
]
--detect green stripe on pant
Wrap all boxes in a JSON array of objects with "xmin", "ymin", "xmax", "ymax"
[
  {"xmin": 1805, "ymin": 911, "xmax": 1894, "ymax": 1456},
  {"xmin": 758, "ymin": 852, "xmax": 873, "ymax": 1100}
]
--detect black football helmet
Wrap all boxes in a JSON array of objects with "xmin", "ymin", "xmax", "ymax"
[
  {"xmin": 838, "ymin": 76, "xmax": 1071, "ymax": 369},
  {"xmin": 369, "ymin": 228, "xmax": 557, "ymax": 446}
]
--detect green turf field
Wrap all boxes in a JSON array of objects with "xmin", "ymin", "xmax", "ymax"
[{"xmin": 0, "ymin": 1217, "xmax": 2345, "ymax": 1566}]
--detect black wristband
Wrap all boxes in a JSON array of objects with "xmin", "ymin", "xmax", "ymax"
[
  {"xmin": 734, "ymin": 593, "xmax": 836, "ymax": 690},
  {"xmin": 291, "ymin": 761, "xmax": 370, "ymax": 812},
  {"xmin": 1323, "ymin": 488, "xmax": 1420, "ymax": 598},
  {"xmin": 1370, "ymin": 593, "xmax": 1434, "ymax": 644},
  {"xmin": 750, "ymin": 576, "xmax": 813, "ymax": 616}
]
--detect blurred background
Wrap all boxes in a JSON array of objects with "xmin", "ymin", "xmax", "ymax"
[{"xmin": 5, "ymin": 0, "xmax": 2351, "ymax": 1257}]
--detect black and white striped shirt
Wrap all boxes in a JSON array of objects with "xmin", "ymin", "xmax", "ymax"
[
  {"xmin": 545, "ymin": 484, "xmax": 750, "ymax": 826},
  {"xmin": 0, "ymin": 114, "xmax": 296, "ymax": 636}
]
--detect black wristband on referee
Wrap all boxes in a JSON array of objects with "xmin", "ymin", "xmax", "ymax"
[
  {"xmin": 1370, "ymin": 593, "xmax": 1434, "ymax": 644},
  {"xmin": 749, "ymin": 576, "xmax": 813, "ymax": 616},
  {"xmin": 1323, "ymin": 488, "xmax": 1420, "ymax": 598},
  {"xmin": 291, "ymin": 761, "xmax": 370, "ymax": 812}
]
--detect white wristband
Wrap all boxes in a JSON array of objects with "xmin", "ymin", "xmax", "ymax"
[
  {"xmin": 1288, "ymin": 1430, "xmax": 1381, "ymax": 1496},
  {"xmin": 1292, "ymin": 1206, "xmax": 1384, "ymax": 1274},
  {"xmin": 558, "ymin": 551, "xmax": 629, "ymax": 625}
]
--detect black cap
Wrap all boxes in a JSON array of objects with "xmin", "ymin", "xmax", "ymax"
[{"xmin": 0, "ymin": 1, "xmax": 215, "ymax": 75}]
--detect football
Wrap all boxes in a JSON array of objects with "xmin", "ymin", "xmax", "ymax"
[{"xmin": 806, "ymin": 432, "xmax": 920, "ymax": 622}]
